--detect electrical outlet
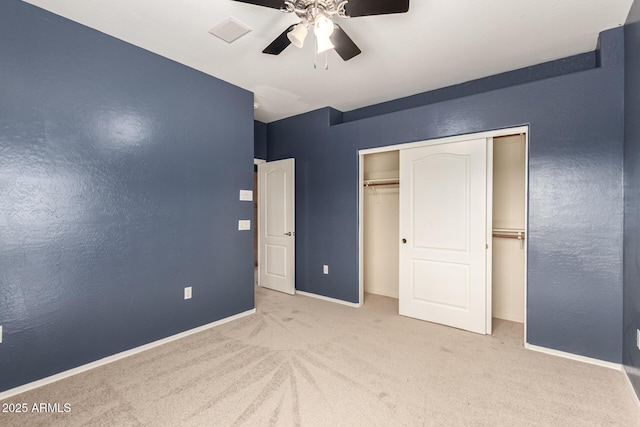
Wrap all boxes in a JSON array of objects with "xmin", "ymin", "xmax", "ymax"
[
  {"xmin": 323, "ymin": 265, "xmax": 329, "ymax": 275},
  {"xmin": 239, "ymin": 190, "xmax": 253, "ymax": 201},
  {"xmin": 238, "ymin": 220, "xmax": 251, "ymax": 231},
  {"xmin": 184, "ymin": 287, "xmax": 192, "ymax": 300}
]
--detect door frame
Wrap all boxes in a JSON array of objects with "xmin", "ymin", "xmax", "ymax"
[
  {"xmin": 358, "ymin": 126, "xmax": 529, "ymax": 341},
  {"xmin": 254, "ymin": 159, "xmax": 266, "ymax": 287}
]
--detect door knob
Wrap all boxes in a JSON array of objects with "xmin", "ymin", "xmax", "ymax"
[
  {"xmin": 284, "ymin": 232, "xmax": 294, "ymax": 236},
  {"xmin": 402, "ymin": 238, "xmax": 407, "ymax": 244}
]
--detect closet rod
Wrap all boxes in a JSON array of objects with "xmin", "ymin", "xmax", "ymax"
[
  {"xmin": 492, "ymin": 232, "xmax": 526, "ymax": 240},
  {"xmin": 363, "ymin": 179, "xmax": 399, "ymax": 187},
  {"xmin": 364, "ymin": 182, "xmax": 399, "ymax": 187}
]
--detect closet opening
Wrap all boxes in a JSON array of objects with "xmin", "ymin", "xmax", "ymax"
[
  {"xmin": 359, "ymin": 128, "xmax": 527, "ymax": 340},
  {"xmin": 491, "ymin": 134, "xmax": 526, "ymax": 336},
  {"xmin": 362, "ymin": 151, "xmax": 400, "ymax": 299}
]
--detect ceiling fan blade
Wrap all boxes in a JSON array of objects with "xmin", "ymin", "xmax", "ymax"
[
  {"xmin": 232, "ymin": 0, "xmax": 287, "ymax": 10},
  {"xmin": 343, "ymin": 0, "xmax": 409, "ymax": 17},
  {"xmin": 262, "ymin": 25, "xmax": 295, "ymax": 55},
  {"xmin": 331, "ymin": 25, "xmax": 361, "ymax": 61}
]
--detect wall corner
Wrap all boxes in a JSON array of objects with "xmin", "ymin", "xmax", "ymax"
[
  {"xmin": 596, "ymin": 26, "xmax": 625, "ymax": 68},
  {"xmin": 329, "ymin": 107, "xmax": 344, "ymax": 126}
]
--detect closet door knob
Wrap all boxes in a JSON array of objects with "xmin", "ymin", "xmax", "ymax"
[{"xmin": 402, "ymin": 238, "xmax": 407, "ymax": 244}]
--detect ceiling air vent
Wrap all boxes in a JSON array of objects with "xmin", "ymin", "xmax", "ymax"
[{"xmin": 209, "ymin": 17, "xmax": 252, "ymax": 43}]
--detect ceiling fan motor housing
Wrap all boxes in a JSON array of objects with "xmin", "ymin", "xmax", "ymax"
[{"xmin": 285, "ymin": 1, "xmax": 349, "ymax": 20}]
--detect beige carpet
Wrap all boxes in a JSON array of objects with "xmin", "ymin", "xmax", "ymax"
[{"xmin": 1, "ymin": 287, "xmax": 639, "ymax": 426}]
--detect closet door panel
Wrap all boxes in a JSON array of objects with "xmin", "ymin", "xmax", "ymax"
[{"xmin": 399, "ymin": 138, "xmax": 489, "ymax": 334}]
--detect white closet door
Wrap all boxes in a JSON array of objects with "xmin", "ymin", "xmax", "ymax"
[{"xmin": 399, "ymin": 138, "xmax": 489, "ymax": 334}]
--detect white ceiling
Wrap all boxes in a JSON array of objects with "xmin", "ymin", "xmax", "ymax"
[{"xmin": 24, "ymin": 0, "xmax": 634, "ymax": 123}]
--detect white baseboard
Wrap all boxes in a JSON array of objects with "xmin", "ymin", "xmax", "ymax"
[
  {"xmin": 493, "ymin": 312, "xmax": 525, "ymax": 324},
  {"xmin": 296, "ymin": 290, "xmax": 360, "ymax": 308},
  {"xmin": 524, "ymin": 343, "xmax": 621, "ymax": 370},
  {"xmin": 365, "ymin": 289, "xmax": 399, "ymax": 300},
  {"xmin": 0, "ymin": 308, "xmax": 256, "ymax": 401}
]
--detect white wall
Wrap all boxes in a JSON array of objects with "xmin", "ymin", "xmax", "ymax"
[
  {"xmin": 363, "ymin": 151, "xmax": 399, "ymax": 298},
  {"xmin": 492, "ymin": 135, "xmax": 526, "ymax": 323}
]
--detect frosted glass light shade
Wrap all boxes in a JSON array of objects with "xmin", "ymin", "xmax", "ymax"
[
  {"xmin": 316, "ymin": 35, "xmax": 335, "ymax": 53},
  {"xmin": 314, "ymin": 15, "xmax": 334, "ymax": 38},
  {"xmin": 287, "ymin": 23, "xmax": 308, "ymax": 48},
  {"xmin": 314, "ymin": 15, "xmax": 335, "ymax": 54}
]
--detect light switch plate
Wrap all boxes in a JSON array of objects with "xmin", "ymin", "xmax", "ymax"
[
  {"xmin": 239, "ymin": 190, "xmax": 253, "ymax": 201},
  {"xmin": 238, "ymin": 220, "xmax": 251, "ymax": 230},
  {"xmin": 184, "ymin": 287, "xmax": 192, "ymax": 300},
  {"xmin": 323, "ymin": 265, "xmax": 329, "ymax": 275},
  {"xmin": 0, "ymin": 325, "xmax": 3, "ymax": 343}
]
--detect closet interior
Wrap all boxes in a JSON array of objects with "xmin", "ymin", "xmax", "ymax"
[
  {"xmin": 362, "ymin": 133, "xmax": 526, "ymax": 329},
  {"xmin": 491, "ymin": 134, "xmax": 526, "ymax": 324},
  {"xmin": 363, "ymin": 151, "xmax": 400, "ymax": 299}
]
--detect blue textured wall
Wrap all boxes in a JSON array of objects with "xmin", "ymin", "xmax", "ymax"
[
  {"xmin": 268, "ymin": 28, "xmax": 625, "ymax": 363},
  {"xmin": 343, "ymin": 52, "xmax": 597, "ymax": 123},
  {"xmin": 624, "ymin": 0, "xmax": 640, "ymax": 397},
  {"xmin": 254, "ymin": 121, "xmax": 267, "ymax": 160},
  {"xmin": 0, "ymin": 1, "xmax": 254, "ymax": 393}
]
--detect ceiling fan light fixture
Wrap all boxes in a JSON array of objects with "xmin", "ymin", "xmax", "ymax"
[
  {"xmin": 314, "ymin": 15, "xmax": 334, "ymax": 38},
  {"xmin": 314, "ymin": 14, "xmax": 335, "ymax": 54},
  {"xmin": 287, "ymin": 22, "xmax": 308, "ymax": 48},
  {"xmin": 239, "ymin": 0, "xmax": 410, "ymax": 62},
  {"xmin": 316, "ymin": 34, "xmax": 335, "ymax": 54}
]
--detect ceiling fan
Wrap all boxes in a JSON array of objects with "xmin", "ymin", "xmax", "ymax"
[{"xmin": 233, "ymin": 0, "xmax": 410, "ymax": 61}]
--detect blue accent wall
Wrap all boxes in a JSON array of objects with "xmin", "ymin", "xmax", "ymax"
[
  {"xmin": 0, "ymin": 0, "xmax": 254, "ymax": 393},
  {"xmin": 342, "ymin": 52, "xmax": 596, "ymax": 123},
  {"xmin": 268, "ymin": 28, "xmax": 625, "ymax": 363},
  {"xmin": 254, "ymin": 121, "xmax": 267, "ymax": 160},
  {"xmin": 624, "ymin": 0, "xmax": 640, "ymax": 397}
]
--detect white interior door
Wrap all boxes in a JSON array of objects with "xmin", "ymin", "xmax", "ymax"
[
  {"xmin": 399, "ymin": 138, "xmax": 489, "ymax": 334},
  {"xmin": 258, "ymin": 159, "xmax": 295, "ymax": 295}
]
